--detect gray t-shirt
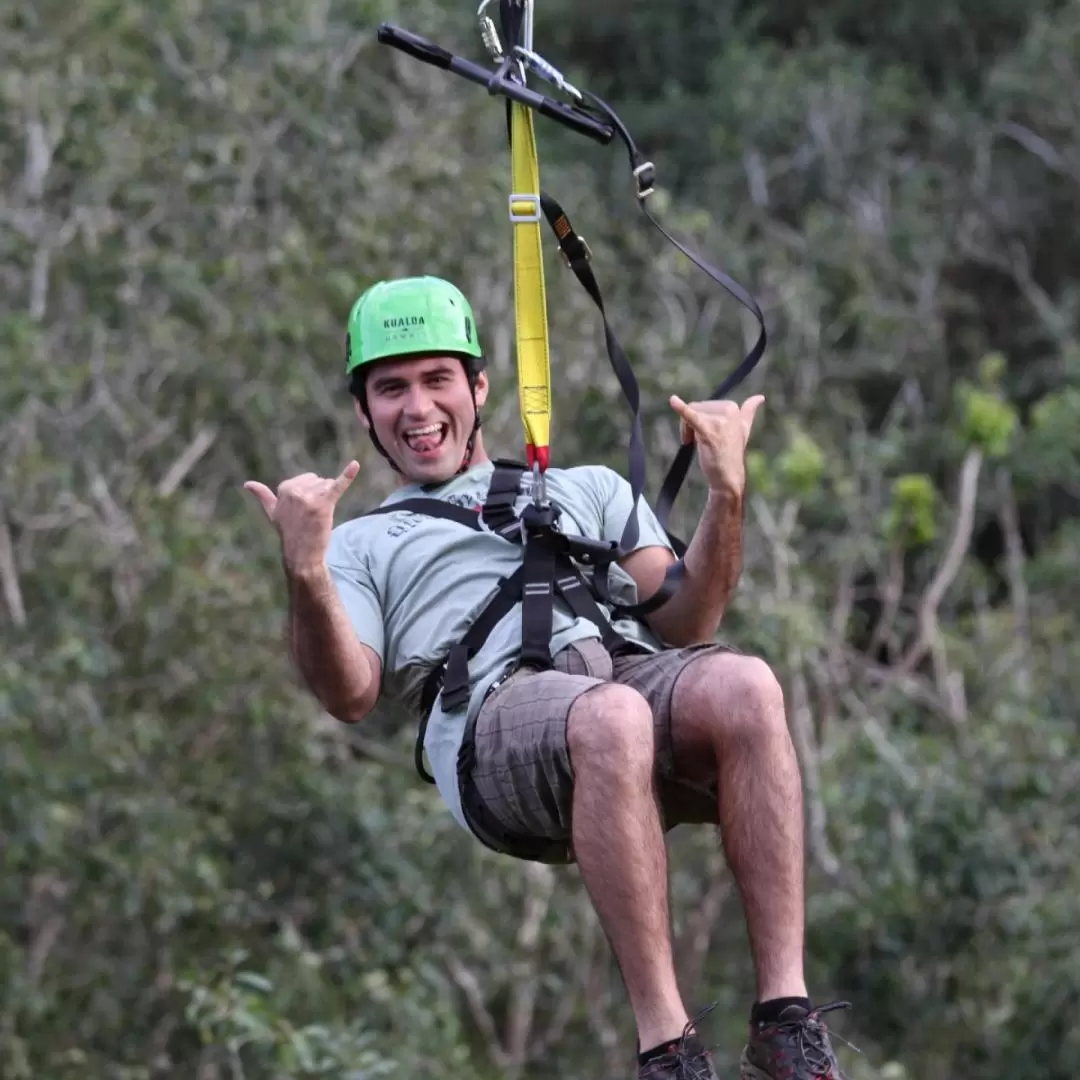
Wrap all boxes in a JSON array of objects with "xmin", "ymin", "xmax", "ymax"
[{"xmin": 325, "ymin": 460, "xmax": 675, "ymax": 832}]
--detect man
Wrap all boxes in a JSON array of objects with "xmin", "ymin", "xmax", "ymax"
[{"xmin": 245, "ymin": 275, "xmax": 850, "ymax": 1079}]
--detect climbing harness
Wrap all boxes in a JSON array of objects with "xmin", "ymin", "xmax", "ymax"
[
  {"xmin": 368, "ymin": 2, "xmax": 770, "ymax": 793},
  {"xmin": 361, "ymin": 460, "xmax": 669, "ymax": 819}
]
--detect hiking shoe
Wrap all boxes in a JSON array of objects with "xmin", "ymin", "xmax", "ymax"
[
  {"xmin": 638, "ymin": 1030, "xmax": 720, "ymax": 1080},
  {"xmin": 740, "ymin": 1001, "xmax": 852, "ymax": 1079}
]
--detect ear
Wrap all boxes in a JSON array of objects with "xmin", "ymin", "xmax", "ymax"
[
  {"xmin": 472, "ymin": 369, "xmax": 489, "ymax": 409},
  {"xmin": 353, "ymin": 397, "xmax": 371, "ymax": 430}
]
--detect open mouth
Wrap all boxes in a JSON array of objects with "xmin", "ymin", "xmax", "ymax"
[{"xmin": 402, "ymin": 422, "xmax": 449, "ymax": 457}]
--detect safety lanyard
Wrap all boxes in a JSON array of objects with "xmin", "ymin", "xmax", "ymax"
[{"xmin": 376, "ymin": 3, "xmax": 768, "ymax": 545}]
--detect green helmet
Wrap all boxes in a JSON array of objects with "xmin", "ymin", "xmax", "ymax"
[{"xmin": 345, "ymin": 276, "xmax": 484, "ymax": 375}]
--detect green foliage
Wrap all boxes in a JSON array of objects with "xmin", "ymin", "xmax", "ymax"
[
  {"xmin": 884, "ymin": 474, "xmax": 939, "ymax": 548},
  {"xmin": 776, "ymin": 428, "xmax": 826, "ymax": 497},
  {"xmin": 956, "ymin": 383, "xmax": 1018, "ymax": 458},
  {"xmin": 3, "ymin": 0, "xmax": 1080, "ymax": 1077}
]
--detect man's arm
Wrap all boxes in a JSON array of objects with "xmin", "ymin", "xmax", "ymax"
[
  {"xmin": 620, "ymin": 487, "xmax": 744, "ymax": 647},
  {"xmin": 287, "ymin": 561, "xmax": 382, "ymax": 724}
]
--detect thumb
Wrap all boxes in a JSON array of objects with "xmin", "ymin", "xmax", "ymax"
[
  {"xmin": 330, "ymin": 459, "xmax": 360, "ymax": 499},
  {"xmin": 243, "ymin": 481, "xmax": 278, "ymax": 520},
  {"xmin": 740, "ymin": 395, "xmax": 766, "ymax": 442}
]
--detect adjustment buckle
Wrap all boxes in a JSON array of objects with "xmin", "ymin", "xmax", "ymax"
[
  {"xmin": 632, "ymin": 160, "xmax": 655, "ymax": 200},
  {"xmin": 562, "ymin": 534, "xmax": 619, "ymax": 566},
  {"xmin": 509, "ymin": 193, "xmax": 542, "ymax": 222},
  {"xmin": 519, "ymin": 500, "xmax": 561, "ymax": 538},
  {"xmin": 558, "ymin": 236, "xmax": 592, "ymax": 267}
]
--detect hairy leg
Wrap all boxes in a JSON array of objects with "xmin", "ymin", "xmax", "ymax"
[
  {"xmin": 671, "ymin": 653, "xmax": 807, "ymax": 1002},
  {"xmin": 567, "ymin": 682, "xmax": 688, "ymax": 1050}
]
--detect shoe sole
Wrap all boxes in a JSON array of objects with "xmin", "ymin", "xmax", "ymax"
[{"xmin": 739, "ymin": 1048, "xmax": 772, "ymax": 1080}]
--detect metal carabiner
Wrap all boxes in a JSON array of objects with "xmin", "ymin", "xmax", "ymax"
[
  {"xmin": 477, "ymin": 0, "xmax": 503, "ymax": 61},
  {"xmin": 532, "ymin": 460, "xmax": 547, "ymax": 508},
  {"xmin": 513, "ymin": 46, "xmax": 582, "ymax": 100}
]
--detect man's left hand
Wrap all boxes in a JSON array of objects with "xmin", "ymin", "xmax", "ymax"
[{"xmin": 669, "ymin": 393, "xmax": 765, "ymax": 497}]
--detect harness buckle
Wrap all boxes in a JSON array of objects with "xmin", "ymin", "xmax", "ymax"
[
  {"xmin": 632, "ymin": 160, "xmax": 655, "ymax": 200},
  {"xmin": 519, "ymin": 500, "xmax": 560, "ymax": 537},
  {"xmin": 558, "ymin": 235, "xmax": 592, "ymax": 267},
  {"xmin": 561, "ymin": 534, "xmax": 620, "ymax": 566},
  {"xmin": 509, "ymin": 193, "xmax": 542, "ymax": 222}
]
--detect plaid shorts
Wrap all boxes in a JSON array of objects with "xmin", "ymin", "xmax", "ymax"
[{"xmin": 455, "ymin": 636, "xmax": 737, "ymax": 863}]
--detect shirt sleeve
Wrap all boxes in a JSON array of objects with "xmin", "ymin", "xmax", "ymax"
[
  {"xmin": 592, "ymin": 467, "xmax": 676, "ymax": 556},
  {"xmin": 326, "ymin": 526, "xmax": 386, "ymax": 662}
]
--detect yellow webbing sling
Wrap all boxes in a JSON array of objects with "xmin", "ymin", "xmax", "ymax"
[{"xmin": 508, "ymin": 98, "xmax": 552, "ymax": 472}]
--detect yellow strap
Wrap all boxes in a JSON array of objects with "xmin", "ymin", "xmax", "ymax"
[{"xmin": 508, "ymin": 99, "xmax": 551, "ymax": 470}]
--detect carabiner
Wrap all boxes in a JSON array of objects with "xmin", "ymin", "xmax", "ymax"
[{"xmin": 476, "ymin": 0, "xmax": 503, "ymax": 61}]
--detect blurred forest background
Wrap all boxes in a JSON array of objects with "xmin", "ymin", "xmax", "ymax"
[{"xmin": 2, "ymin": 0, "xmax": 1079, "ymax": 1076}]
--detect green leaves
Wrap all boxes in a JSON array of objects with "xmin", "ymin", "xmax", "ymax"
[
  {"xmin": 4, "ymin": 0, "xmax": 1080, "ymax": 1078},
  {"xmin": 884, "ymin": 473, "xmax": 938, "ymax": 547}
]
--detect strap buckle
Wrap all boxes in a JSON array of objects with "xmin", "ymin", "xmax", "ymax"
[
  {"xmin": 519, "ymin": 500, "xmax": 560, "ymax": 537},
  {"xmin": 558, "ymin": 236, "xmax": 592, "ymax": 267},
  {"xmin": 509, "ymin": 193, "xmax": 542, "ymax": 222},
  {"xmin": 560, "ymin": 534, "xmax": 620, "ymax": 566}
]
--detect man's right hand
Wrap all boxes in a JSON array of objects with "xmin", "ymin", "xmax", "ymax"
[{"xmin": 244, "ymin": 460, "xmax": 360, "ymax": 573}]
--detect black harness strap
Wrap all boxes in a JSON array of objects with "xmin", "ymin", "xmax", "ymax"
[
  {"xmin": 536, "ymin": 191, "xmax": 765, "ymax": 625},
  {"xmin": 364, "ymin": 460, "xmax": 654, "ymax": 784},
  {"xmin": 519, "ymin": 502, "xmax": 559, "ymax": 670},
  {"xmin": 437, "ymin": 567, "xmax": 525, "ymax": 712}
]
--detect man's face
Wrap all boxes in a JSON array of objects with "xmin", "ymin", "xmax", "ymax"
[{"xmin": 360, "ymin": 354, "xmax": 488, "ymax": 484}]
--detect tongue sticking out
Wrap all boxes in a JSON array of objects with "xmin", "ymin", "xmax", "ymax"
[{"xmin": 404, "ymin": 424, "xmax": 447, "ymax": 456}]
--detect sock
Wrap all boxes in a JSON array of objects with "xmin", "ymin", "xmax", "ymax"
[
  {"xmin": 751, "ymin": 997, "xmax": 812, "ymax": 1027},
  {"xmin": 638, "ymin": 1032, "xmax": 705, "ymax": 1066}
]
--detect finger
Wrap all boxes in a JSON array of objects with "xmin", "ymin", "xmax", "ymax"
[
  {"xmin": 670, "ymin": 395, "xmax": 702, "ymax": 443},
  {"xmin": 330, "ymin": 460, "xmax": 360, "ymax": 499},
  {"xmin": 243, "ymin": 481, "xmax": 278, "ymax": 520},
  {"xmin": 669, "ymin": 394, "xmax": 693, "ymax": 419}
]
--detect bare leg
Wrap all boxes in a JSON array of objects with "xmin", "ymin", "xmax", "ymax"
[
  {"xmin": 672, "ymin": 654, "xmax": 808, "ymax": 1001},
  {"xmin": 567, "ymin": 682, "xmax": 689, "ymax": 1050}
]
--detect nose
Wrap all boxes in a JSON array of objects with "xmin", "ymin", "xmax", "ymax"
[{"xmin": 401, "ymin": 383, "xmax": 434, "ymax": 419}]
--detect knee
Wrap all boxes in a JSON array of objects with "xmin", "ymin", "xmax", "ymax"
[
  {"xmin": 680, "ymin": 653, "xmax": 787, "ymax": 744},
  {"xmin": 567, "ymin": 683, "xmax": 654, "ymax": 775}
]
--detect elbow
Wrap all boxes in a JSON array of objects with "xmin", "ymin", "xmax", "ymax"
[
  {"xmin": 647, "ymin": 614, "xmax": 717, "ymax": 649},
  {"xmin": 327, "ymin": 689, "xmax": 378, "ymax": 726},
  {"xmin": 648, "ymin": 600, "xmax": 728, "ymax": 647},
  {"xmin": 668, "ymin": 626, "xmax": 718, "ymax": 649}
]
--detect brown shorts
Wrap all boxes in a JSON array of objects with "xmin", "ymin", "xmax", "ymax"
[{"xmin": 455, "ymin": 636, "xmax": 738, "ymax": 864}]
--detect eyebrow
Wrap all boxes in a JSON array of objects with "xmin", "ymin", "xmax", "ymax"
[{"xmin": 369, "ymin": 364, "xmax": 456, "ymax": 391}]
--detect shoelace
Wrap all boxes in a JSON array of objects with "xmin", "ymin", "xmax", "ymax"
[
  {"xmin": 772, "ymin": 1001, "xmax": 861, "ymax": 1077},
  {"xmin": 643, "ymin": 1003, "xmax": 721, "ymax": 1080}
]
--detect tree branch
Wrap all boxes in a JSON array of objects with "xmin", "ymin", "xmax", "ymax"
[
  {"xmin": 896, "ymin": 448, "xmax": 983, "ymax": 685},
  {"xmin": 675, "ymin": 850, "xmax": 733, "ymax": 999},
  {"xmin": 446, "ymin": 955, "xmax": 508, "ymax": 1068},
  {"xmin": 0, "ymin": 505, "xmax": 26, "ymax": 627},
  {"xmin": 505, "ymin": 863, "xmax": 555, "ymax": 1073},
  {"xmin": 157, "ymin": 428, "xmax": 219, "ymax": 497}
]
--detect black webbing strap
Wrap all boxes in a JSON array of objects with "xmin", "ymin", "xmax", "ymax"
[
  {"xmin": 554, "ymin": 564, "xmax": 637, "ymax": 656},
  {"xmin": 518, "ymin": 503, "xmax": 559, "ymax": 670},
  {"xmin": 537, "ymin": 190, "xmax": 766, "ymax": 623},
  {"xmin": 481, "ymin": 458, "xmax": 527, "ymax": 536},
  {"xmin": 363, "ymin": 497, "xmax": 487, "ymax": 531},
  {"xmin": 499, "ymin": 0, "xmax": 525, "ymax": 52},
  {"xmin": 435, "ymin": 566, "xmax": 526, "ymax": 712},
  {"xmin": 360, "ymin": 458, "xmax": 682, "ymax": 783}
]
